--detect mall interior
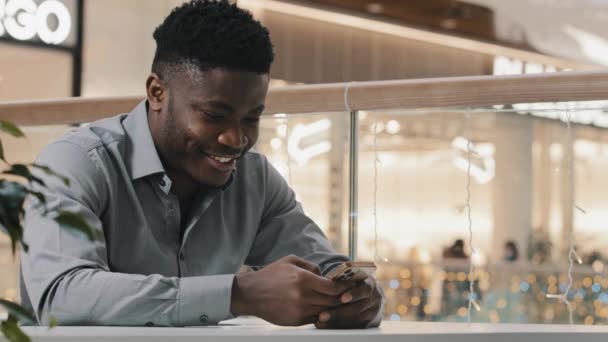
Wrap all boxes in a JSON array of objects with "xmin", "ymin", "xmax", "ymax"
[{"xmin": 2, "ymin": 0, "xmax": 608, "ymax": 333}]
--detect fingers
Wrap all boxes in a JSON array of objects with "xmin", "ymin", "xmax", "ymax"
[
  {"xmin": 305, "ymin": 290, "xmax": 344, "ymax": 307},
  {"xmin": 321, "ymin": 301, "xmax": 370, "ymax": 324},
  {"xmin": 311, "ymin": 277, "xmax": 358, "ymax": 297},
  {"xmin": 279, "ymin": 256, "xmax": 362, "ymax": 297},
  {"xmin": 339, "ymin": 278, "xmax": 374, "ymax": 304},
  {"xmin": 314, "ymin": 279, "xmax": 384, "ymax": 329},
  {"xmin": 288, "ymin": 265, "xmax": 357, "ymax": 297},
  {"xmin": 282, "ymin": 255, "xmax": 321, "ymax": 275},
  {"xmin": 281, "ymin": 255, "xmax": 351, "ymax": 294},
  {"xmin": 315, "ymin": 301, "xmax": 382, "ymax": 329}
]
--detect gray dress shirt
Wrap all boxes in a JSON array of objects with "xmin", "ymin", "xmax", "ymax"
[{"xmin": 20, "ymin": 100, "xmax": 348, "ymax": 327}]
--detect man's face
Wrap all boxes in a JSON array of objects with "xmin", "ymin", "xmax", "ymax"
[{"xmin": 148, "ymin": 67, "xmax": 269, "ymax": 188}]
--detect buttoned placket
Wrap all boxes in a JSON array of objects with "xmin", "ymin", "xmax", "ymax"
[
  {"xmin": 157, "ymin": 175, "xmax": 214, "ymax": 324},
  {"xmin": 157, "ymin": 175, "xmax": 186, "ymax": 274}
]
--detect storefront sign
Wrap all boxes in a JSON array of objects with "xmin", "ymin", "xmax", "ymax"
[
  {"xmin": 0, "ymin": 0, "xmax": 71, "ymax": 45},
  {"xmin": 287, "ymin": 119, "xmax": 332, "ymax": 165}
]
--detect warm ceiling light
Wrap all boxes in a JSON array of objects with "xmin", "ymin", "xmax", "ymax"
[
  {"xmin": 366, "ymin": 3, "xmax": 384, "ymax": 14},
  {"xmin": 440, "ymin": 19, "xmax": 458, "ymax": 29}
]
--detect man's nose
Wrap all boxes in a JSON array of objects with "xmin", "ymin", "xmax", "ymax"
[{"xmin": 218, "ymin": 125, "xmax": 247, "ymax": 150}]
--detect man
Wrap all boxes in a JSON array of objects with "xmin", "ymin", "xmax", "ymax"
[{"xmin": 21, "ymin": 0, "xmax": 383, "ymax": 329}]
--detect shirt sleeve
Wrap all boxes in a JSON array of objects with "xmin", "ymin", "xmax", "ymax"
[
  {"xmin": 245, "ymin": 155, "xmax": 349, "ymax": 274},
  {"xmin": 21, "ymin": 141, "xmax": 234, "ymax": 326}
]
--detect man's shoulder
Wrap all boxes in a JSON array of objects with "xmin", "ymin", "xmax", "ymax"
[
  {"xmin": 35, "ymin": 113, "xmax": 130, "ymax": 176},
  {"xmin": 50, "ymin": 113, "xmax": 129, "ymax": 154},
  {"xmin": 233, "ymin": 150, "xmax": 284, "ymax": 188}
]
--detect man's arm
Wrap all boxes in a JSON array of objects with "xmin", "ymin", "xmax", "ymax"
[
  {"xmin": 233, "ymin": 156, "xmax": 384, "ymax": 328},
  {"xmin": 21, "ymin": 141, "xmax": 233, "ymax": 326},
  {"xmin": 244, "ymin": 155, "xmax": 349, "ymax": 273}
]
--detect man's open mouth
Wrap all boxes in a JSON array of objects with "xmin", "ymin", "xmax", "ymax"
[
  {"xmin": 203, "ymin": 152, "xmax": 241, "ymax": 173},
  {"xmin": 207, "ymin": 154, "xmax": 237, "ymax": 163}
]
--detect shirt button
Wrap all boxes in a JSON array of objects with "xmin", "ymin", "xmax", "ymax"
[
  {"xmin": 168, "ymin": 203, "xmax": 174, "ymax": 211},
  {"xmin": 159, "ymin": 179, "xmax": 166, "ymax": 187},
  {"xmin": 179, "ymin": 252, "xmax": 185, "ymax": 261},
  {"xmin": 199, "ymin": 314, "xmax": 209, "ymax": 323},
  {"xmin": 145, "ymin": 322, "xmax": 154, "ymax": 327}
]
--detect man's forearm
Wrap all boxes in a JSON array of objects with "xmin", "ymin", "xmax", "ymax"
[{"xmin": 29, "ymin": 268, "xmax": 234, "ymax": 326}]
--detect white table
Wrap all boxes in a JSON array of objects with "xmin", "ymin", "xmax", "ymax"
[{"xmin": 6, "ymin": 318, "xmax": 608, "ymax": 342}]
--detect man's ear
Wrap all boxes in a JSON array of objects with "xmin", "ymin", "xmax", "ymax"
[{"xmin": 146, "ymin": 73, "xmax": 165, "ymax": 112}]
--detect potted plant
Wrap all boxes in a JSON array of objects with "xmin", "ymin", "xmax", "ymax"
[{"xmin": 0, "ymin": 120, "xmax": 100, "ymax": 342}]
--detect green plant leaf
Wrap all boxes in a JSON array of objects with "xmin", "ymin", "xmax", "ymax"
[
  {"xmin": 0, "ymin": 183, "xmax": 27, "ymax": 254},
  {"xmin": 0, "ymin": 219, "xmax": 22, "ymax": 255},
  {"xmin": 0, "ymin": 301, "xmax": 36, "ymax": 325},
  {"xmin": 0, "ymin": 181, "xmax": 27, "ymax": 209},
  {"xmin": 0, "ymin": 138, "xmax": 5, "ymax": 163},
  {"xmin": 0, "ymin": 120, "xmax": 24, "ymax": 138},
  {"xmin": 54, "ymin": 211, "xmax": 102, "ymax": 241},
  {"xmin": 48, "ymin": 316, "xmax": 58, "ymax": 329},
  {"xmin": 1, "ymin": 315, "xmax": 31, "ymax": 342},
  {"xmin": 2, "ymin": 165, "xmax": 45, "ymax": 187},
  {"xmin": 31, "ymin": 164, "xmax": 69, "ymax": 186},
  {"xmin": 0, "ymin": 207, "xmax": 28, "ymax": 254}
]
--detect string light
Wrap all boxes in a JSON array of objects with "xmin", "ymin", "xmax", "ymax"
[
  {"xmin": 546, "ymin": 110, "xmax": 585, "ymax": 324},
  {"xmin": 564, "ymin": 110, "xmax": 586, "ymax": 217},
  {"xmin": 372, "ymin": 122, "xmax": 388, "ymax": 264},
  {"xmin": 285, "ymin": 117, "xmax": 292, "ymax": 184},
  {"xmin": 464, "ymin": 112, "xmax": 480, "ymax": 323}
]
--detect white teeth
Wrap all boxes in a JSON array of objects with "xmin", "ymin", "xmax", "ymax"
[{"xmin": 209, "ymin": 155, "xmax": 234, "ymax": 163}]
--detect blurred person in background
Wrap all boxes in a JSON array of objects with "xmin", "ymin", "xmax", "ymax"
[
  {"xmin": 442, "ymin": 239, "xmax": 468, "ymax": 259},
  {"xmin": 503, "ymin": 241, "xmax": 519, "ymax": 262}
]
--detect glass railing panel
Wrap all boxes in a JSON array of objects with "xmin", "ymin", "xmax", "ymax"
[
  {"xmin": 360, "ymin": 101, "xmax": 608, "ymax": 324},
  {"xmin": 257, "ymin": 111, "xmax": 351, "ymax": 256}
]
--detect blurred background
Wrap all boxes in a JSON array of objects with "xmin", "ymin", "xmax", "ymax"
[{"xmin": 2, "ymin": 0, "xmax": 608, "ymax": 325}]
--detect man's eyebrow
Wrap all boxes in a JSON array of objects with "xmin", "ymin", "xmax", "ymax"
[
  {"xmin": 195, "ymin": 101, "xmax": 265, "ymax": 114},
  {"xmin": 196, "ymin": 100, "xmax": 235, "ymax": 112}
]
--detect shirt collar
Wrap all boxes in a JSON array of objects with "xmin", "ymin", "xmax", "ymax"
[
  {"xmin": 122, "ymin": 100, "xmax": 166, "ymax": 180},
  {"xmin": 222, "ymin": 168, "xmax": 236, "ymax": 190}
]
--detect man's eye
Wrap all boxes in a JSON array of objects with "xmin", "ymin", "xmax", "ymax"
[
  {"xmin": 203, "ymin": 112, "xmax": 223, "ymax": 120},
  {"xmin": 243, "ymin": 117, "xmax": 260, "ymax": 124}
]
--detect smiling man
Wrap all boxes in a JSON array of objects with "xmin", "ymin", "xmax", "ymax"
[{"xmin": 20, "ymin": 0, "xmax": 383, "ymax": 329}]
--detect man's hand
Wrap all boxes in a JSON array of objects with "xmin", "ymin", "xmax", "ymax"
[
  {"xmin": 314, "ymin": 276, "xmax": 384, "ymax": 329},
  {"xmin": 230, "ymin": 255, "xmax": 357, "ymax": 326}
]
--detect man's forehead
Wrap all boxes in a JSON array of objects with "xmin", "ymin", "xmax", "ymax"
[
  {"xmin": 167, "ymin": 63, "xmax": 207, "ymax": 87},
  {"xmin": 172, "ymin": 66, "xmax": 268, "ymax": 93}
]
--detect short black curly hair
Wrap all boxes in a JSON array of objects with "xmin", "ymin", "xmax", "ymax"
[{"xmin": 152, "ymin": 0, "xmax": 274, "ymax": 79}]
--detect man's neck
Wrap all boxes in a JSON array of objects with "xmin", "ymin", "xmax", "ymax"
[{"xmin": 165, "ymin": 170, "xmax": 200, "ymax": 203}]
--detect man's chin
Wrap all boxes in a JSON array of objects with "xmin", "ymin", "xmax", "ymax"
[{"xmin": 188, "ymin": 158, "xmax": 236, "ymax": 188}]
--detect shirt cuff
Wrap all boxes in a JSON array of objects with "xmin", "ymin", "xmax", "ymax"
[{"xmin": 178, "ymin": 274, "xmax": 235, "ymax": 326}]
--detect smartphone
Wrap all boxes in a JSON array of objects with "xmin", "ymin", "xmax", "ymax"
[{"xmin": 325, "ymin": 261, "xmax": 377, "ymax": 281}]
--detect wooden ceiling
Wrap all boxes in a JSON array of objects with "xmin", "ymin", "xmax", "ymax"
[{"xmin": 290, "ymin": 0, "xmax": 502, "ymax": 46}]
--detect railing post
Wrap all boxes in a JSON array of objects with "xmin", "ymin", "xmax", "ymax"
[{"xmin": 348, "ymin": 110, "xmax": 358, "ymax": 260}]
